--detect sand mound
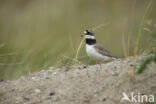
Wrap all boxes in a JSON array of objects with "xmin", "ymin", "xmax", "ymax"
[{"xmin": 0, "ymin": 56, "xmax": 156, "ymax": 104}]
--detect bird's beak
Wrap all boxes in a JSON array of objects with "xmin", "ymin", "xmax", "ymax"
[{"xmin": 81, "ymin": 33, "xmax": 85, "ymax": 37}]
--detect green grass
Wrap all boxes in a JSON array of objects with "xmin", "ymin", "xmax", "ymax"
[
  {"xmin": 134, "ymin": 0, "xmax": 154, "ymax": 56},
  {"xmin": 136, "ymin": 53, "xmax": 156, "ymax": 74},
  {"xmin": 0, "ymin": 0, "xmax": 155, "ymax": 80}
]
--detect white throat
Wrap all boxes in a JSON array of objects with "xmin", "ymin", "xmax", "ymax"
[{"xmin": 85, "ymin": 35, "xmax": 95, "ymax": 39}]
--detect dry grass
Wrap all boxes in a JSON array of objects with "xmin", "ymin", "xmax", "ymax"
[{"xmin": 0, "ymin": 0, "xmax": 155, "ymax": 80}]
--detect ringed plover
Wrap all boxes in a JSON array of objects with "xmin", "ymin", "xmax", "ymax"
[{"xmin": 82, "ymin": 29, "xmax": 118, "ymax": 62}]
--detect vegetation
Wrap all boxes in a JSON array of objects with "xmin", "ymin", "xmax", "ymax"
[
  {"xmin": 0, "ymin": 0, "xmax": 155, "ymax": 80},
  {"xmin": 134, "ymin": 0, "xmax": 155, "ymax": 74},
  {"xmin": 136, "ymin": 53, "xmax": 156, "ymax": 74}
]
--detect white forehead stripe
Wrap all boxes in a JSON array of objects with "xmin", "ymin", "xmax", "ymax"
[
  {"xmin": 85, "ymin": 35, "xmax": 95, "ymax": 39},
  {"xmin": 84, "ymin": 31, "xmax": 87, "ymax": 34}
]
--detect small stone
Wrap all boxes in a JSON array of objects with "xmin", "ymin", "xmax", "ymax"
[
  {"xmin": 49, "ymin": 92, "xmax": 55, "ymax": 96},
  {"xmin": 78, "ymin": 67, "xmax": 81, "ymax": 69},
  {"xmin": 31, "ymin": 77, "xmax": 35, "ymax": 80},
  {"xmin": 94, "ymin": 94, "xmax": 98, "ymax": 97},
  {"xmin": 0, "ymin": 79, "xmax": 4, "ymax": 82},
  {"xmin": 31, "ymin": 77, "xmax": 39, "ymax": 81},
  {"xmin": 23, "ymin": 96, "xmax": 30, "ymax": 101},
  {"xmin": 83, "ymin": 65, "xmax": 87, "ymax": 68},
  {"xmin": 130, "ymin": 64, "xmax": 133, "ymax": 67},
  {"xmin": 46, "ymin": 77, "xmax": 50, "ymax": 79},
  {"xmin": 53, "ymin": 72, "xmax": 57, "ymax": 75},
  {"xmin": 102, "ymin": 98, "xmax": 106, "ymax": 101},
  {"xmin": 34, "ymin": 89, "xmax": 41, "ymax": 93}
]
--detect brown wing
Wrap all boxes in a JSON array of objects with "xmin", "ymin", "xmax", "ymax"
[{"xmin": 94, "ymin": 43, "xmax": 113, "ymax": 57}]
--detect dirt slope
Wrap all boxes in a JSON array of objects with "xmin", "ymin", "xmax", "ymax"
[{"xmin": 0, "ymin": 56, "xmax": 156, "ymax": 104}]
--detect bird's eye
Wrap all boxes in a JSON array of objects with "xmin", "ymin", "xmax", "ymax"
[{"xmin": 85, "ymin": 30, "xmax": 91, "ymax": 34}]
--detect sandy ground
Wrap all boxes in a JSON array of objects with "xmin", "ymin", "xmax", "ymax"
[{"xmin": 0, "ymin": 56, "xmax": 156, "ymax": 104}]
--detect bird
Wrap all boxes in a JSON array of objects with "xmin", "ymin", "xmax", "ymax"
[{"xmin": 82, "ymin": 29, "xmax": 118, "ymax": 62}]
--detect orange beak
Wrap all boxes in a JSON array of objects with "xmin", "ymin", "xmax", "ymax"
[{"xmin": 81, "ymin": 33, "xmax": 85, "ymax": 37}]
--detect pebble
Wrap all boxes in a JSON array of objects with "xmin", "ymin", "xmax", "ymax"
[
  {"xmin": 49, "ymin": 92, "xmax": 55, "ymax": 96},
  {"xmin": 114, "ymin": 66, "xmax": 117, "ymax": 69},
  {"xmin": 31, "ymin": 77, "xmax": 40, "ymax": 81},
  {"xmin": 102, "ymin": 98, "xmax": 106, "ymax": 101},
  {"xmin": 34, "ymin": 89, "xmax": 41, "ymax": 93},
  {"xmin": 45, "ymin": 77, "xmax": 50, "ymax": 79},
  {"xmin": 23, "ymin": 96, "xmax": 30, "ymax": 101},
  {"xmin": 53, "ymin": 72, "xmax": 57, "ymax": 75},
  {"xmin": 94, "ymin": 94, "xmax": 98, "ymax": 97},
  {"xmin": 130, "ymin": 64, "xmax": 133, "ymax": 67},
  {"xmin": 83, "ymin": 65, "xmax": 87, "ymax": 69},
  {"xmin": 0, "ymin": 79, "xmax": 4, "ymax": 82}
]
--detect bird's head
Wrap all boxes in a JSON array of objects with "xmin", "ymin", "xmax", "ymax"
[{"xmin": 82, "ymin": 29, "xmax": 95, "ymax": 39}]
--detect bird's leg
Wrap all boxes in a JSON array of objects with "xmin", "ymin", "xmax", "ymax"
[
  {"xmin": 99, "ymin": 62, "xmax": 102, "ymax": 70},
  {"xmin": 96, "ymin": 61, "xmax": 100, "ymax": 65},
  {"xmin": 96, "ymin": 61, "xmax": 102, "ymax": 68},
  {"xmin": 95, "ymin": 61, "xmax": 101, "ymax": 75},
  {"xmin": 96, "ymin": 60, "xmax": 98, "ymax": 65}
]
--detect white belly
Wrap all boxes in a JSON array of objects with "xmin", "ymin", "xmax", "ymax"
[{"xmin": 86, "ymin": 44, "xmax": 111, "ymax": 61}]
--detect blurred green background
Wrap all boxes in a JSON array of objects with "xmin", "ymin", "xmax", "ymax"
[{"xmin": 0, "ymin": 0, "xmax": 155, "ymax": 80}]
